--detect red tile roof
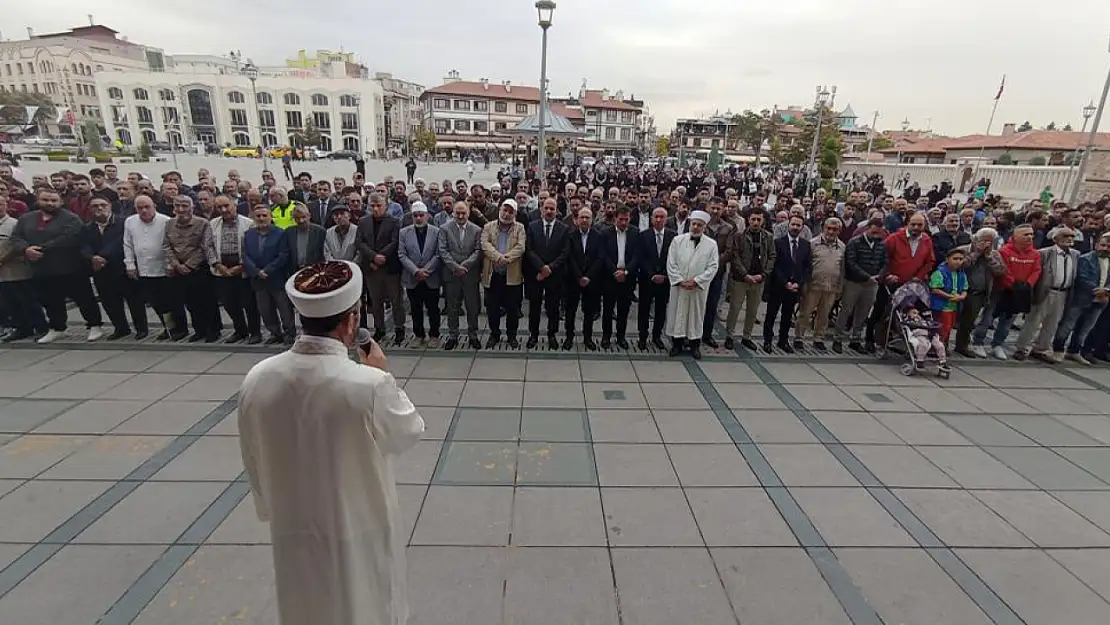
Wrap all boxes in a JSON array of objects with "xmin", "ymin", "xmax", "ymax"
[
  {"xmin": 550, "ymin": 103, "xmax": 584, "ymax": 120},
  {"xmin": 422, "ymin": 81, "xmax": 541, "ymax": 103},
  {"xmin": 881, "ymin": 131, "xmax": 1110, "ymax": 155},
  {"xmin": 580, "ymin": 90, "xmax": 638, "ymax": 111}
]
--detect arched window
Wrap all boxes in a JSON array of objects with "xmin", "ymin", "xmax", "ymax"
[
  {"xmin": 261, "ymin": 133, "xmax": 279, "ymax": 148},
  {"xmin": 339, "ymin": 94, "xmax": 358, "ymax": 107},
  {"xmin": 311, "ymin": 93, "xmax": 328, "ymax": 107},
  {"xmin": 71, "ymin": 63, "xmax": 78, "ymax": 74},
  {"xmin": 159, "ymin": 88, "xmax": 175, "ymax": 101},
  {"xmin": 288, "ymin": 134, "xmax": 302, "ymax": 148},
  {"xmin": 141, "ymin": 129, "xmax": 157, "ymax": 144},
  {"xmin": 342, "ymin": 135, "xmax": 359, "ymax": 151},
  {"xmin": 256, "ymin": 92, "xmax": 273, "ymax": 105},
  {"xmin": 167, "ymin": 130, "xmax": 183, "ymax": 147},
  {"xmin": 133, "ymin": 88, "xmax": 149, "ymax": 101},
  {"xmin": 228, "ymin": 91, "xmax": 245, "ymax": 104},
  {"xmin": 136, "ymin": 106, "xmax": 153, "ymax": 124},
  {"xmin": 108, "ymin": 87, "xmax": 123, "ymax": 100},
  {"xmin": 116, "ymin": 128, "xmax": 132, "ymax": 146},
  {"xmin": 283, "ymin": 93, "xmax": 300, "ymax": 106},
  {"xmin": 233, "ymin": 132, "xmax": 251, "ymax": 147},
  {"xmin": 187, "ymin": 89, "xmax": 215, "ymax": 126},
  {"xmin": 318, "ymin": 135, "xmax": 332, "ymax": 151}
]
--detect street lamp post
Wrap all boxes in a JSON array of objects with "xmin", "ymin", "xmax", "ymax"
[
  {"xmin": 1064, "ymin": 101, "xmax": 1097, "ymax": 200},
  {"xmin": 804, "ymin": 85, "xmax": 832, "ymax": 198},
  {"xmin": 1070, "ymin": 39, "xmax": 1110, "ymax": 205},
  {"xmin": 535, "ymin": 0, "xmax": 555, "ymax": 184},
  {"xmin": 354, "ymin": 96, "xmax": 363, "ymax": 157},
  {"xmin": 241, "ymin": 62, "xmax": 266, "ymax": 170}
]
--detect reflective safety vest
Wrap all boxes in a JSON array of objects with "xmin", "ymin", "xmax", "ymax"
[{"xmin": 271, "ymin": 201, "xmax": 298, "ymax": 229}]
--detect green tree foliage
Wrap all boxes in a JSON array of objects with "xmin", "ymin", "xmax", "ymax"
[
  {"xmin": 997, "ymin": 152, "xmax": 1014, "ymax": 165},
  {"xmin": 654, "ymin": 135, "xmax": 671, "ymax": 157},
  {"xmin": 1017, "ymin": 121, "xmax": 1033, "ymax": 132},
  {"xmin": 0, "ymin": 92, "xmax": 56, "ymax": 126},
  {"xmin": 1045, "ymin": 121, "xmax": 1057, "ymax": 131},
  {"xmin": 137, "ymin": 139, "xmax": 154, "ymax": 160},
  {"xmin": 1063, "ymin": 123, "xmax": 1073, "ymax": 131},
  {"xmin": 413, "ymin": 127, "xmax": 437, "ymax": 155},
  {"xmin": 1028, "ymin": 156, "xmax": 1046, "ymax": 166},
  {"xmin": 729, "ymin": 110, "xmax": 774, "ymax": 162},
  {"xmin": 783, "ymin": 108, "xmax": 844, "ymax": 178},
  {"xmin": 83, "ymin": 121, "xmax": 104, "ymax": 153}
]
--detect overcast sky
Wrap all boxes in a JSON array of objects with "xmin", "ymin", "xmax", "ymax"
[{"xmin": 6, "ymin": 0, "xmax": 1110, "ymax": 136}]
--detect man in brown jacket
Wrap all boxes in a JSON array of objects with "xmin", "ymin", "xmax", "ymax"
[
  {"xmin": 481, "ymin": 199, "xmax": 526, "ymax": 348},
  {"xmin": 724, "ymin": 210, "xmax": 775, "ymax": 350},
  {"xmin": 163, "ymin": 195, "xmax": 218, "ymax": 342}
]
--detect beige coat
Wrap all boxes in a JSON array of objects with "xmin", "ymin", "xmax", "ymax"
[{"xmin": 480, "ymin": 220, "xmax": 526, "ymax": 287}]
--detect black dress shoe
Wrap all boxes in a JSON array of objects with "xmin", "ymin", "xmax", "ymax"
[
  {"xmin": 188, "ymin": 333, "xmax": 204, "ymax": 343},
  {"xmin": 155, "ymin": 330, "xmax": 171, "ymax": 341},
  {"xmin": 741, "ymin": 338, "xmax": 758, "ymax": 351},
  {"xmin": 724, "ymin": 337, "xmax": 734, "ymax": 350},
  {"xmin": 486, "ymin": 336, "xmax": 501, "ymax": 349},
  {"xmin": 584, "ymin": 337, "xmax": 598, "ymax": 351},
  {"xmin": 508, "ymin": 337, "xmax": 520, "ymax": 349},
  {"xmin": 443, "ymin": 337, "xmax": 458, "ymax": 351},
  {"xmin": 616, "ymin": 338, "xmax": 630, "ymax": 350},
  {"xmin": 548, "ymin": 336, "xmax": 559, "ymax": 350},
  {"xmin": 813, "ymin": 341, "xmax": 826, "ymax": 351},
  {"xmin": 562, "ymin": 337, "xmax": 574, "ymax": 350},
  {"xmin": 526, "ymin": 335, "xmax": 538, "ymax": 349},
  {"xmin": 247, "ymin": 334, "xmax": 263, "ymax": 345},
  {"xmin": 691, "ymin": 345, "xmax": 702, "ymax": 359},
  {"xmin": 393, "ymin": 332, "xmax": 405, "ymax": 346},
  {"xmin": 226, "ymin": 333, "xmax": 246, "ymax": 344},
  {"xmin": 762, "ymin": 341, "xmax": 773, "ymax": 352},
  {"xmin": 264, "ymin": 335, "xmax": 283, "ymax": 345},
  {"xmin": 651, "ymin": 337, "xmax": 667, "ymax": 350},
  {"xmin": 703, "ymin": 337, "xmax": 719, "ymax": 349},
  {"xmin": 779, "ymin": 342, "xmax": 795, "ymax": 354},
  {"xmin": 169, "ymin": 331, "xmax": 189, "ymax": 342},
  {"xmin": 372, "ymin": 330, "xmax": 386, "ymax": 343},
  {"xmin": 637, "ymin": 339, "xmax": 648, "ymax": 351},
  {"xmin": 469, "ymin": 336, "xmax": 482, "ymax": 349},
  {"xmin": 134, "ymin": 330, "xmax": 149, "ymax": 340},
  {"xmin": 107, "ymin": 329, "xmax": 131, "ymax": 341},
  {"xmin": 831, "ymin": 341, "xmax": 843, "ymax": 354},
  {"xmin": 1, "ymin": 331, "xmax": 30, "ymax": 343},
  {"xmin": 205, "ymin": 332, "xmax": 221, "ymax": 343},
  {"xmin": 792, "ymin": 339, "xmax": 803, "ymax": 350},
  {"xmin": 600, "ymin": 338, "xmax": 611, "ymax": 350},
  {"xmin": 847, "ymin": 341, "xmax": 863, "ymax": 352},
  {"xmin": 669, "ymin": 343, "xmax": 683, "ymax": 357}
]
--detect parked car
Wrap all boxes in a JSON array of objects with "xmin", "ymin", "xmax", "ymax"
[
  {"xmin": 579, "ymin": 156, "xmax": 596, "ymax": 167},
  {"xmin": 326, "ymin": 150, "xmax": 360, "ymax": 160},
  {"xmin": 266, "ymin": 146, "xmax": 291, "ymax": 159},
  {"xmin": 222, "ymin": 146, "xmax": 259, "ymax": 157},
  {"xmin": 22, "ymin": 137, "xmax": 54, "ymax": 146}
]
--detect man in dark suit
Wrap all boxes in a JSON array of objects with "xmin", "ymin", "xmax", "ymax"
[
  {"xmin": 665, "ymin": 199, "xmax": 692, "ymax": 235},
  {"xmin": 763, "ymin": 215, "xmax": 812, "ymax": 353},
  {"xmin": 284, "ymin": 205, "xmax": 327, "ymax": 273},
  {"xmin": 307, "ymin": 180, "xmax": 339, "ymax": 227},
  {"xmin": 243, "ymin": 206, "xmax": 295, "ymax": 344},
  {"xmin": 82, "ymin": 196, "xmax": 148, "ymax": 340},
  {"xmin": 565, "ymin": 206, "xmax": 604, "ymax": 350},
  {"xmin": 637, "ymin": 207, "xmax": 675, "ymax": 350},
  {"xmin": 525, "ymin": 196, "xmax": 570, "ymax": 349},
  {"xmin": 356, "ymin": 191, "xmax": 405, "ymax": 344},
  {"xmin": 601, "ymin": 205, "xmax": 640, "ymax": 349}
]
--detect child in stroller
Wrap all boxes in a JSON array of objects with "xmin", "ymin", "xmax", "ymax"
[{"xmin": 901, "ymin": 305, "xmax": 951, "ymax": 378}]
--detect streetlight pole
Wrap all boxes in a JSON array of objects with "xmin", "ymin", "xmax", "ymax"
[
  {"xmin": 865, "ymin": 110, "xmax": 879, "ymax": 156},
  {"xmin": 805, "ymin": 85, "xmax": 831, "ymax": 198},
  {"xmin": 241, "ymin": 62, "xmax": 266, "ymax": 170},
  {"xmin": 354, "ymin": 96, "xmax": 362, "ymax": 156},
  {"xmin": 1070, "ymin": 39, "xmax": 1110, "ymax": 205},
  {"xmin": 1064, "ymin": 101, "xmax": 1097, "ymax": 200},
  {"xmin": 535, "ymin": 0, "xmax": 555, "ymax": 184}
]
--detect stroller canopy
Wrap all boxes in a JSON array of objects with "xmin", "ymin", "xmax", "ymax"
[{"xmin": 890, "ymin": 281, "xmax": 931, "ymax": 310}]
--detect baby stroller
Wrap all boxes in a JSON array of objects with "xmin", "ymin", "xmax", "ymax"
[{"xmin": 886, "ymin": 281, "xmax": 951, "ymax": 379}]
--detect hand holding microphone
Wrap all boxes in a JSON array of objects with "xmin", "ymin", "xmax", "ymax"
[{"xmin": 355, "ymin": 328, "xmax": 389, "ymax": 370}]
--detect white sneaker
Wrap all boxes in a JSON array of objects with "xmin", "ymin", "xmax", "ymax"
[
  {"xmin": 87, "ymin": 327, "xmax": 105, "ymax": 342},
  {"xmin": 991, "ymin": 345, "xmax": 1008, "ymax": 360},
  {"xmin": 1066, "ymin": 352, "xmax": 1092, "ymax": 366},
  {"xmin": 36, "ymin": 329, "xmax": 65, "ymax": 344},
  {"xmin": 970, "ymin": 345, "xmax": 987, "ymax": 358}
]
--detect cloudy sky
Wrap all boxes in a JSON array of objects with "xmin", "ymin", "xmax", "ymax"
[{"xmin": 6, "ymin": 0, "xmax": 1110, "ymax": 136}]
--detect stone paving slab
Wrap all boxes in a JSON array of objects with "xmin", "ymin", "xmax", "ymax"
[{"xmin": 2, "ymin": 344, "xmax": 1110, "ymax": 623}]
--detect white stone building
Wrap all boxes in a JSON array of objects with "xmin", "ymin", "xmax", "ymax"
[
  {"xmin": 0, "ymin": 24, "xmax": 166, "ymax": 136},
  {"xmin": 94, "ymin": 68, "xmax": 383, "ymax": 153},
  {"xmin": 373, "ymin": 72, "xmax": 424, "ymax": 152}
]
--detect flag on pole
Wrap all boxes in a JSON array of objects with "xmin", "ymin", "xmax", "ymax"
[{"xmin": 994, "ymin": 75, "xmax": 1006, "ymax": 101}]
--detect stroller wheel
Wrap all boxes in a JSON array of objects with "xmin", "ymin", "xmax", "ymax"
[{"xmin": 900, "ymin": 363, "xmax": 916, "ymax": 376}]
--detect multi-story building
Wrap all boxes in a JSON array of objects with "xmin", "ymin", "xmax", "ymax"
[
  {"xmin": 373, "ymin": 72, "xmax": 424, "ymax": 154},
  {"xmin": 285, "ymin": 49, "xmax": 368, "ymax": 79},
  {"xmin": 420, "ymin": 71, "xmax": 648, "ymax": 159},
  {"xmin": 0, "ymin": 24, "xmax": 167, "ymax": 137},
  {"xmin": 674, "ymin": 113, "xmax": 736, "ymax": 155},
  {"xmin": 94, "ymin": 64, "xmax": 383, "ymax": 154}
]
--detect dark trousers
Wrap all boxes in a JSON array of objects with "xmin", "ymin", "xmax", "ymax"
[
  {"xmin": 701, "ymin": 269, "xmax": 725, "ymax": 340},
  {"xmin": 138, "ymin": 276, "xmax": 174, "ymax": 330},
  {"xmin": 93, "ymin": 270, "xmax": 147, "ymax": 334},
  {"xmin": 168, "ymin": 271, "xmax": 216, "ymax": 336},
  {"xmin": 1085, "ymin": 304, "xmax": 1110, "ymax": 357},
  {"xmin": 0, "ymin": 279, "xmax": 47, "ymax": 334},
  {"xmin": 865, "ymin": 283, "xmax": 893, "ymax": 345},
  {"xmin": 955, "ymin": 290, "xmax": 989, "ymax": 352},
  {"xmin": 407, "ymin": 283, "xmax": 441, "ymax": 338},
  {"xmin": 565, "ymin": 283, "xmax": 600, "ymax": 339},
  {"xmin": 602, "ymin": 278, "xmax": 635, "ymax": 340},
  {"xmin": 282, "ymin": 162, "xmax": 294, "ymax": 180},
  {"xmin": 215, "ymin": 276, "xmax": 261, "ymax": 337},
  {"xmin": 486, "ymin": 272, "xmax": 522, "ymax": 338},
  {"xmin": 526, "ymin": 277, "xmax": 562, "ymax": 338},
  {"xmin": 33, "ymin": 274, "xmax": 102, "ymax": 331},
  {"xmin": 763, "ymin": 285, "xmax": 800, "ymax": 345},
  {"xmin": 638, "ymin": 280, "xmax": 669, "ymax": 340}
]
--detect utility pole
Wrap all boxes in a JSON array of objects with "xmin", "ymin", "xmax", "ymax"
[
  {"xmin": 865, "ymin": 110, "xmax": 879, "ymax": 155},
  {"xmin": 1070, "ymin": 40, "xmax": 1110, "ymax": 205}
]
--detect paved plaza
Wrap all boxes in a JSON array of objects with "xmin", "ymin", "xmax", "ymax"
[{"xmin": 1, "ymin": 344, "xmax": 1110, "ymax": 624}]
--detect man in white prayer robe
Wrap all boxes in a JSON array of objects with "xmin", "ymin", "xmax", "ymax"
[
  {"xmin": 665, "ymin": 210, "xmax": 719, "ymax": 359},
  {"xmin": 238, "ymin": 260, "xmax": 425, "ymax": 625}
]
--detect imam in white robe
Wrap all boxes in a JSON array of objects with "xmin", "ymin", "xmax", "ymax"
[
  {"xmin": 665, "ymin": 233, "xmax": 719, "ymax": 339},
  {"xmin": 238, "ymin": 335, "xmax": 425, "ymax": 625}
]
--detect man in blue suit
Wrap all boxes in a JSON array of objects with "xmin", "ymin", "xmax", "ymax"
[
  {"xmin": 244, "ymin": 206, "xmax": 295, "ymax": 344},
  {"xmin": 1055, "ymin": 232, "xmax": 1110, "ymax": 364},
  {"xmin": 763, "ymin": 215, "xmax": 812, "ymax": 353},
  {"xmin": 398, "ymin": 202, "xmax": 442, "ymax": 346}
]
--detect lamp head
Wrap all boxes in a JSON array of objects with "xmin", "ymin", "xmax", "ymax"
[
  {"xmin": 241, "ymin": 61, "xmax": 259, "ymax": 81},
  {"xmin": 1084, "ymin": 101, "xmax": 1097, "ymax": 120},
  {"xmin": 536, "ymin": 0, "xmax": 556, "ymax": 27}
]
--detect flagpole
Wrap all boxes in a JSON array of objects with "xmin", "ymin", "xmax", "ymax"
[{"xmin": 970, "ymin": 75, "xmax": 1004, "ymax": 191}]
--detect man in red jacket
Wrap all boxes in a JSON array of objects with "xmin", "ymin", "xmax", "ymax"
[
  {"xmin": 971, "ymin": 224, "xmax": 1042, "ymax": 360},
  {"xmin": 865, "ymin": 212, "xmax": 935, "ymax": 351}
]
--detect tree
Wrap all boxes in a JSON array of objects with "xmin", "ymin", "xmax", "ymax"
[
  {"xmin": 1017, "ymin": 121, "xmax": 1033, "ymax": 132},
  {"xmin": 1064, "ymin": 123, "xmax": 1074, "ymax": 131},
  {"xmin": 729, "ymin": 110, "xmax": 774, "ymax": 162},
  {"xmin": 83, "ymin": 121, "xmax": 104, "ymax": 153},
  {"xmin": 1045, "ymin": 121, "xmax": 1057, "ymax": 131},
  {"xmin": 768, "ymin": 135, "xmax": 783, "ymax": 165},
  {"xmin": 783, "ymin": 107, "xmax": 845, "ymax": 178},
  {"xmin": 654, "ymin": 135, "xmax": 671, "ymax": 157},
  {"xmin": 1028, "ymin": 156, "xmax": 1047, "ymax": 166},
  {"xmin": 138, "ymin": 139, "xmax": 154, "ymax": 160},
  {"xmin": 856, "ymin": 135, "xmax": 893, "ymax": 152},
  {"xmin": 0, "ymin": 92, "xmax": 56, "ymax": 127},
  {"xmin": 997, "ymin": 152, "xmax": 1014, "ymax": 165},
  {"xmin": 413, "ymin": 127, "xmax": 436, "ymax": 156},
  {"xmin": 295, "ymin": 119, "xmax": 322, "ymax": 147}
]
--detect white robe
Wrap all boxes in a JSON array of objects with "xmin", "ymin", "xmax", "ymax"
[
  {"xmin": 238, "ymin": 335, "xmax": 425, "ymax": 625},
  {"xmin": 665, "ymin": 233, "xmax": 719, "ymax": 339}
]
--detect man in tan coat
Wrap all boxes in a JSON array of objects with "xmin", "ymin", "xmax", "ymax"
[{"xmin": 481, "ymin": 198, "xmax": 526, "ymax": 348}]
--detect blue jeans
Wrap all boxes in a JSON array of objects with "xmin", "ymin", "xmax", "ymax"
[
  {"xmin": 1054, "ymin": 303, "xmax": 1106, "ymax": 354},
  {"xmin": 701, "ymin": 269, "xmax": 725, "ymax": 341},
  {"xmin": 973, "ymin": 307, "xmax": 1015, "ymax": 349}
]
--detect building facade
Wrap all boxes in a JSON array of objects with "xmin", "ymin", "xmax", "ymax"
[
  {"xmin": 94, "ymin": 69, "xmax": 383, "ymax": 154},
  {"xmin": 0, "ymin": 24, "xmax": 166, "ymax": 137},
  {"xmin": 373, "ymin": 72, "xmax": 424, "ymax": 154}
]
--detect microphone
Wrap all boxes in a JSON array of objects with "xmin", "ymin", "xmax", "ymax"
[{"xmin": 355, "ymin": 328, "xmax": 375, "ymax": 356}]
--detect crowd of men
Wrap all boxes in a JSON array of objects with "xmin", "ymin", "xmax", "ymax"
[{"xmin": 1, "ymin": 159, "xmax": 1110, "ymax": 364}]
